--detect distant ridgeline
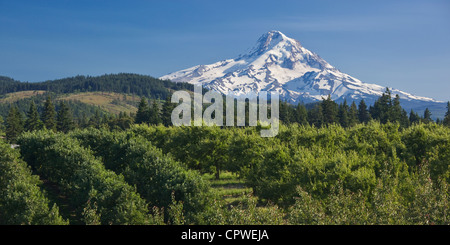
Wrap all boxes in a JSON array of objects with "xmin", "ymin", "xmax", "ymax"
[
  {"xmin": 0, "ymin": 73, "xmax": 194, "ymax": 99},
  {"xmin": 0, "ymin": 74, "xmax": 449, "ymax": 135}
]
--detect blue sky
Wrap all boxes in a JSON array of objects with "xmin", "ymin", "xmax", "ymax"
[{"xmin": 1, "ymin": 0, "xmax": 449, "ymax": 101}]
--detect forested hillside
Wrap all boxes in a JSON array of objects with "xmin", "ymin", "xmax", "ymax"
[{"xmin": 0, "ymin": 73, "xmax": 193, "ymax": 99}]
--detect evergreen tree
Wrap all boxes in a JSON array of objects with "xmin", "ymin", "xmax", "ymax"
[
  {"xmin": 79, "ymin": 112, "xmax": 89, "ymax": 128},
  {"xmin": 0, "ymin": 115, "xmax": 5, "ymax": 136},
  {"xmin": 5, "ymin": 106, "xmax": 24, "ymax": 143},
  {"xmin": 370, "ymin": 88, "xmax": 392, "ymax": 123},
  {"xmin": 294, "ymin": 103, "xmax": 308, "ymax": 125},
  {"xmin": 42, "ymin": 96, "xmax": 56, "ymax": 131},
  {"xmin": 409, "ymin": 109, "xmax": 421, "ymax": 124},
  {"xmin": 443, "ymin": 102, "xmax": 450, "ymax": 127},
  {"xmin": 321, "ymin": 95, "xmax": 338, "ymax": 125},
  {"xmin": 358, "ymin": 99, "xmax": 371, "ymax": 123},
  {"xmin": 24, "ymin": 101, "xmax": 44, "ymax": 132},
  {"xmin": 423, "ymin": 108, "xmax": 433, "ymax": 123},
  {"xmin": 280, "ymin": 101, "xmax": 294, "ymax": 124},
  {"xmin": 148, "ymin": 100, "xmax": 162, "ymax": 125},
  {"xmin": 390, "ymin": 94, "xmax": 403, "ymax": 123},
  {"xmin": 399, "ymin": 109, "xmax": 410, "ymax": 128},
  {"xmin": 57, "ymin": 101, "xmax": 75, "ymax": 133},
  {"xmin": 161, "ymin": 98, "xmax": 175, "ymax": 126},
  {"xmin": 348, "ymin": 101, "xmax": 359, "ymax": 127},
  {"xmin": 89, "ymin": 110, "xmax": 102, "ymax": 128},
  {"xmin": 308, "ymin": 103, "xmax": 324, "ymax": 127},
  {"xmin": 338, "ymin": 100, "xmax": 349, "ymax": 128},
  {"xmin": 135, "ymin": 97, "xmax": 150, "ymax": 124}
]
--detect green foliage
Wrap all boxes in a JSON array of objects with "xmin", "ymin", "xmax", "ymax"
[
  {"xmin": 0, "ymin": 139, "xmax": 67, "ymax": 225},
  {"xmin": 17, "ymin": 130, "xmax": 153, "ymax": 225},
  {"xmin": 70, "ymin": 127, "xmax": 212, "ymax": 224},
  {"xmin": 444, "ymin": 102, "xmax": 450, "ymax": 127},
  {"xmin": 24, "ymin": 101, "xmax": 44, "ymax": 132},
  {"xmin": 0, "ymin": 73, "xmax": 193, "ymax": 100},
  {"xmin": 5, "ymin": 106, "xmax": 24, "ymax": 143},
  {"xmin": 42, "ymin": 96, "xmax": 57, "ymax": 131},
  {"xmin": 56, "ymin": 101, "xmax": 75, "ymax": 133}
]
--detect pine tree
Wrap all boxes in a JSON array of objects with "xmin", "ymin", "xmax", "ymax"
[
  {"xmin": 443, "ymin": 102, "xmax": 450, "ymax": 127},
  {"xmin": 308, "ymin": 103, "xmax": 324, "ymax": 127},
  {"xmin": 42, "ymin": 96, "xmax": 57, "ymax": 131},
  {"xmin": 280, "ymin": 101, "xmax": 293, "ymax": 124},
  {"xmin": 89, "ymin": 110, "xmax": 102, "ymax": 128},
  {"xmin": 5, "ymin": 106, "xmax": 24, "ymax": 143},
  {"xmin": 0, "ymin": 115, "xmax": 5, "ymax": 136},
  {"xmin": 135, "ymin": 97, "xmax": 150, "ymax": 124},
  {"xmin": 423, "ymin": 108, "xmax": 433, "ymax": 123},
  {"xmin": 57, "ymin": 101, "xmax": 74, "ymax": 133},
  {"xmin": 295, "ymin": 103, "xmax": 308, "ymax": 125},
  {"xmin": 399, "ymin": 109, "xmax": 410, "ymax": 128},
  {"xmin": 358, "ymin": 99, "xmax": 371, "ymax": 123},
  {"xmin": 24, "ymin": 101, "xmax": 44, "ymax": 132},
  {"xmin": 370, "ymin": 88, "xmax": 392, "ymax": 123},
  {"xmin": 338, "ymin": 100, "xmax": 349, "ymax": 128},
  {"xmin": 348, "ymin": 101, "xmax": 359, "ymax": 127},
  {"xmin": 390, "ymin": 94, "xmax": 403, "ymax": 123},
  {"xmin": 321, "ymin": 95, "xmax": 338, "ymax": 125},
  {"xmin": 149, "ymin": 100, "xmax": 162, "ymax": 125},
  {"xmin": 409, "ymin": 109, "xmax": 421, "ymax": 124},
  {"xmin": 161, "ymin": 98, "xmax": 175, "ymax": 126},
  {"xmin": 79, "ymin": 112, "xmax": 89, "ymax": 128}
]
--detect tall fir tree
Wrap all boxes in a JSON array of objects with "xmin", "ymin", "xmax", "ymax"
[
  {"xmin": 149, "ymin": 100, "xmax": 162, "ymax": 125},
  {"xmin": 42, "ymin": 96, "xmax": 57, "ymax": 131},
  {"xmin": 423, "ymin": 108, "xmax": 433, "ymax": 123},
  {"xmin": 5, "ymin": 106, "xmax": 24, "ymax": 143},
  {"xmin": 24, "ymin": 101, "xmax": 44, "ymax": 132},
  {"xmin": 56, "ymin": 101, "xmax": 75, "ymax": 133},
  {"xmin": 358, "ymin": 99, "xmax": 371, "ymax": 123},
  {"xmin": 308, "ymin": 103, "xmax": 324, "ymax": 127},
  {"xmin": 370, "ymin": 88, "xmax": 392, "ymax": 123},
  {"xmin": 0, "ymin": 115, "xmax": 5, "ymax": 136},
  {"xmin": 443, "ymin": 102, "xmax": 450, "ymax": 127},
  {"xmin": 321, "ymin": 95, "xmax": 338, "ymax": 125},
  {"xmin": 161, "ymin": 98, "xmax": 175, "ymax": 126},
  {"xmin": 399, "ymin": 109, "xmax": 410, "ymax": 128},
  {"xmin": 338, "ymin": 100, "xmax": 349, "ymax": 128},
  {"xmin": 295, "ymin": 103, "xmax": 308, "ymax": 125},
  {"xmin": 390, "ymin": 94, "xmax": 403, "ymax": 122},
  {"xmin": 409, "ymin": 109, "xmax": 421, "ymax": 124},
  {"xmin": 135, "ymin": 97, "xmax": 150, "ymax": 124},
  {"xmin": 348, "ymin": 101, "xmax": 359, "ymax": 127}
]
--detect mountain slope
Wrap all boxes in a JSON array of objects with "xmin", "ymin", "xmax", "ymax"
[{"xmin": 161, "ymin": 31, "xmax": 446, "ymax": 117}]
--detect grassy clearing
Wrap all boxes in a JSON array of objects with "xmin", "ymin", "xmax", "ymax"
[
  {"xmin": 58, "ymin": 92, "xmax": 140, "ymax": 115},
  {"xmin": 0, "ymin": 90, "xmax": 47, "ymax": 103}
]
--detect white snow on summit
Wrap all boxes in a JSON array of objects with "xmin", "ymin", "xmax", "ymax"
[{"xmin": 160, "ymin": 30, "xmax": 440, "ymax": 104}]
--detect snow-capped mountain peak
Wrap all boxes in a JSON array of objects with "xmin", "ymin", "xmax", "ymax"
[{"xmin": 160, "ymin": 31, "xmax": 442, "ymax": 111}]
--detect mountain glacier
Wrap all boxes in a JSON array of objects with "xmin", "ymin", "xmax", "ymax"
[{"xmin": 161, "ymin": 31, "xmax": 446, "ymax": 117}]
